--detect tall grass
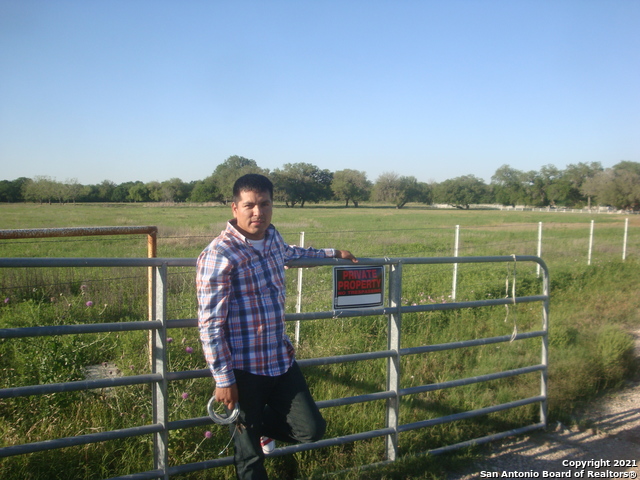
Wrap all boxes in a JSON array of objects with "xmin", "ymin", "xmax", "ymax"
[{"xmin": 1, "ymin": 203, "xmax": 639, "ymax": 479}]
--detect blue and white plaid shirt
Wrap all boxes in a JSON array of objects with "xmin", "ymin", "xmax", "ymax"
[{"xmin": 197, "ymin": 220, "xmax": 334, "ymax": 387}]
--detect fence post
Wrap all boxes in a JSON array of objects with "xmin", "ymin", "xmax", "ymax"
[
  {"xmin": 588, "ymin": 220, "xmax": 595, "ymax": 265},
  {"xmin": 294, "ymin": 231, "xmax": 305, "ymax": 347},
  {"xmin": 540, "ymin": 260, "xmax": 550, "ymax": 427},
  {"xmin": 385, "ymin": 261, "xmax": 402, "ymax": 462},
  {"xmin": 152, "ymin": 264, "xmax": 169, "ymax": 480},
  {"xmin": 148, "ymin": 230, "xmax": 157, "ymax": 368},
  {"xmin": 451, "ymin": 225, "xmax": 460, "ymax": 300},
  {"xmin": 623, "ymin": 218, "xmax": 629, "ymax": 262},
  {"xmin": 537, "ymin": 222, "xmax": 543, "ymax": 277}
]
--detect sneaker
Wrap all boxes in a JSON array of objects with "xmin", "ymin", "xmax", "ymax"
[{"xmin": 260, "ymin": 436, "xmax": 275, "ymax": 454}]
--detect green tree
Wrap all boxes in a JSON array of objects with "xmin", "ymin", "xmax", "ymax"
[
  {"xmin": 189, "ymin": 176, "xmax": 221, "ymax": 203},
  {"xmin": 562, "ymin": 162, "xmax": 603, "ymax": 207},
  {"xmin": 433, "ymin": 175, "xmax": 489, "ymax": 209},
  {"xmin": 97, "ymin": 180, "xmax": 117, "ymax": 202},
  {"xmin": 372, "ymin": 172, "xmax": 423, "ymax": 208},
  {"xmin": 147, "ymin": 178, "xmax": 191, "ymax": 202},
  {"xmin": 22, "ymin": 176, "xmax": 60, "ymax": 204},
  {"xmin": 146, "ymin": 181, "xmax": 162, "ymax": 202},
  {"xmin": 128, "ymin": 182, "xmax": 150, "ymax": 202},
  {"xmin": 582, "ymin": 161, "xmax": 640, "ymax": 211},
  {"xmin": 331, "ymin": 169, "xmax": 372, "ymax": 207},
  {"xmin": 111, "ymin": 182, "xmax": 135, "ymax": 202},
  {"xmin": 62, "ymin": 178, "xmax": 83, "ymax": 204},
  {"xmin": 536, "ymin": 165, "xmax": 563, "ymax": 206},
  {"xmin": 212, "ymin": 155, "xmax": 267, "ymax": 204},
  {"xmin": 272, "ymin": 163, "xmax": 333, "ymax": 207},
  {"xmin": 80, "ymin": 184, "xmax": 100, "ymax": 202},
  {"xmin": 165, "ymin": 178, "xmax": 191, "ymax": 202},
  {"xmin": 491, "ymin": 165, "xmax": 527, "ymax": 206},
  {"xmin": 0, "ymin": 177, "xmax": 28, "ymax": 202},
  {"xmin": 415, "ymin": 181, "xmax": 434, "ymax": 205}
]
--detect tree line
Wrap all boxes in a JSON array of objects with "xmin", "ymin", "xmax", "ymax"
[{"xmin": 1, "ymin": 156, "xmax": 639, "ymax": 210}]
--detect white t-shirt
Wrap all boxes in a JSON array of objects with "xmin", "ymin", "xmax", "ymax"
[{"xmin": 248, "ymin": 238, "xmax": 265, "ymax": 253}]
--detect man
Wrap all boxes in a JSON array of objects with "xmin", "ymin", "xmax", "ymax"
[{"xmin": 197, "ymin": 173, "xmax": 357, "ymax": 479}]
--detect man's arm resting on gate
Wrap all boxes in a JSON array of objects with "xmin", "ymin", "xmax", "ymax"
[{"xmin": 335, "ymin": 250, "xmax": 358, "ymax": 263}]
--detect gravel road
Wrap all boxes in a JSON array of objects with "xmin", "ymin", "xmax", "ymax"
[{"xmin": 449, "ymin": 329, "xmax": 640, "ymax": 480}]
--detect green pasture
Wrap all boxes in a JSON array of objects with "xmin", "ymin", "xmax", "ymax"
[
  {"xmin": 1, "ymin": 202, "xmax": 637, "ymax": 262},
  {"xmin": 0, "ymin": 203, "xmax": 639, "ymax": 479}
]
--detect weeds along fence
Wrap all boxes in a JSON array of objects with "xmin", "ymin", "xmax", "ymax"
[{"xmin": 0, "ymin": 255, "xmax": 549, "ymax": 480}]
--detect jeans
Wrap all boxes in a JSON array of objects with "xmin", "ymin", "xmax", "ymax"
[{"xmin": 230, "ymin": 361, "xmax": 326, "ymax": 480}]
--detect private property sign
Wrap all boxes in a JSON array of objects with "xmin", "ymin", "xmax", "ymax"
[{"xmin": 333, "ymin": 266, "xmax": 385, "ymax": 309}]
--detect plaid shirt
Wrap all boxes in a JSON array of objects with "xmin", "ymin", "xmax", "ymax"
[{"xmin": 197, "ymin": 220, "xmax": 334, "ymax": 387}]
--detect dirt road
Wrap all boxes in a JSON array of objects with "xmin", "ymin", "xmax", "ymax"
[{"xmin": 450, "ymin": 329, "xmax": 640, "ymax": 479}]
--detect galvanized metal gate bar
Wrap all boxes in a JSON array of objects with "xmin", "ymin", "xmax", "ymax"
[{"xmin": 151, "ymin": 263, "xmax": 169, "ymax": 480}]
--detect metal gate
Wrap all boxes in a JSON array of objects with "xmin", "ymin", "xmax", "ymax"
[{"xmin": 0, "ymin": 255, "xmax": 549, "ymax": 479}]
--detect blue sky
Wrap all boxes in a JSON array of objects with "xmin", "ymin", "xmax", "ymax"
[{"xmin": 1, "ymin": 0, "xmax": 638, "ymax": 185}]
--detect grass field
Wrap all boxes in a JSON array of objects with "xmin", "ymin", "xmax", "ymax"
[{"xmin": 1, "ymin": 203, "xmax": 639, "ymax": 479}]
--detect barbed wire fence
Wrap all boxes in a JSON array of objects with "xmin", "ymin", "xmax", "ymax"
[{"xmin": 1, "ymin": 218, "xmax": 637, "ymax": 322}]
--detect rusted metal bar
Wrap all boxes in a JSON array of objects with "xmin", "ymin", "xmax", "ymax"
[{"xmin": 0, "ymin": 226, "xmax": 158, "ymax": 240}]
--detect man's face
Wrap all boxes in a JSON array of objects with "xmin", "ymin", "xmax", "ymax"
[{"xmin": 231, "ymin": 189, "xmax": 273, "ymax": 240}]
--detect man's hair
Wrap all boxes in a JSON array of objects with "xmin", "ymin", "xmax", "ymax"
[{"xmin": 232, "ymin": 174, "xmax": 273, "ymax": 202}]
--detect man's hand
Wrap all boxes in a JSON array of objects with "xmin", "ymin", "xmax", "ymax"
[
  {"xmin": 215, "ymin": 384, "xmax": 239, "ymax": 411},
  {"xmin": 336, "ymin": 250, "xmax": 358, "ymax": 263}
]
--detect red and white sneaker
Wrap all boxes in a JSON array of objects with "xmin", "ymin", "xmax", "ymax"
[{"xmin": 260, "ymin": 436, "xmax": 275, "ymax": 454}]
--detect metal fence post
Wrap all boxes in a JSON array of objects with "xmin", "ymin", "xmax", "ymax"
[
  {"xmin": 385, "ymin": 262, "xmax": 402, "ymax": 462},
  {"xmin": 152, "ymin": 263, "xmax": 169, "ymax": 480},
  {"xmin": 295, "ymin": 231, "xmax": 305, "ymax": 347},
  {"xmin": 588, "ymin": 220, "xmax": 595, "ymax": 265},
  {"xmin": 537, "ymin": 222, "xmax": 543, "ymax": 277},
  {"xmin": 148, "ymin": 230, "xmax": 158, "ymax": 368},
  {"xmin": 540, "ymin": 260, "xmax": 550, "ymax": 427},
  {"xmin": 623, "ymin": 218, "xmax": 629, "ymax": 262},
  {"xmin": 452, "ymin": 225, "xmax": 460, "ymax": 300}
]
